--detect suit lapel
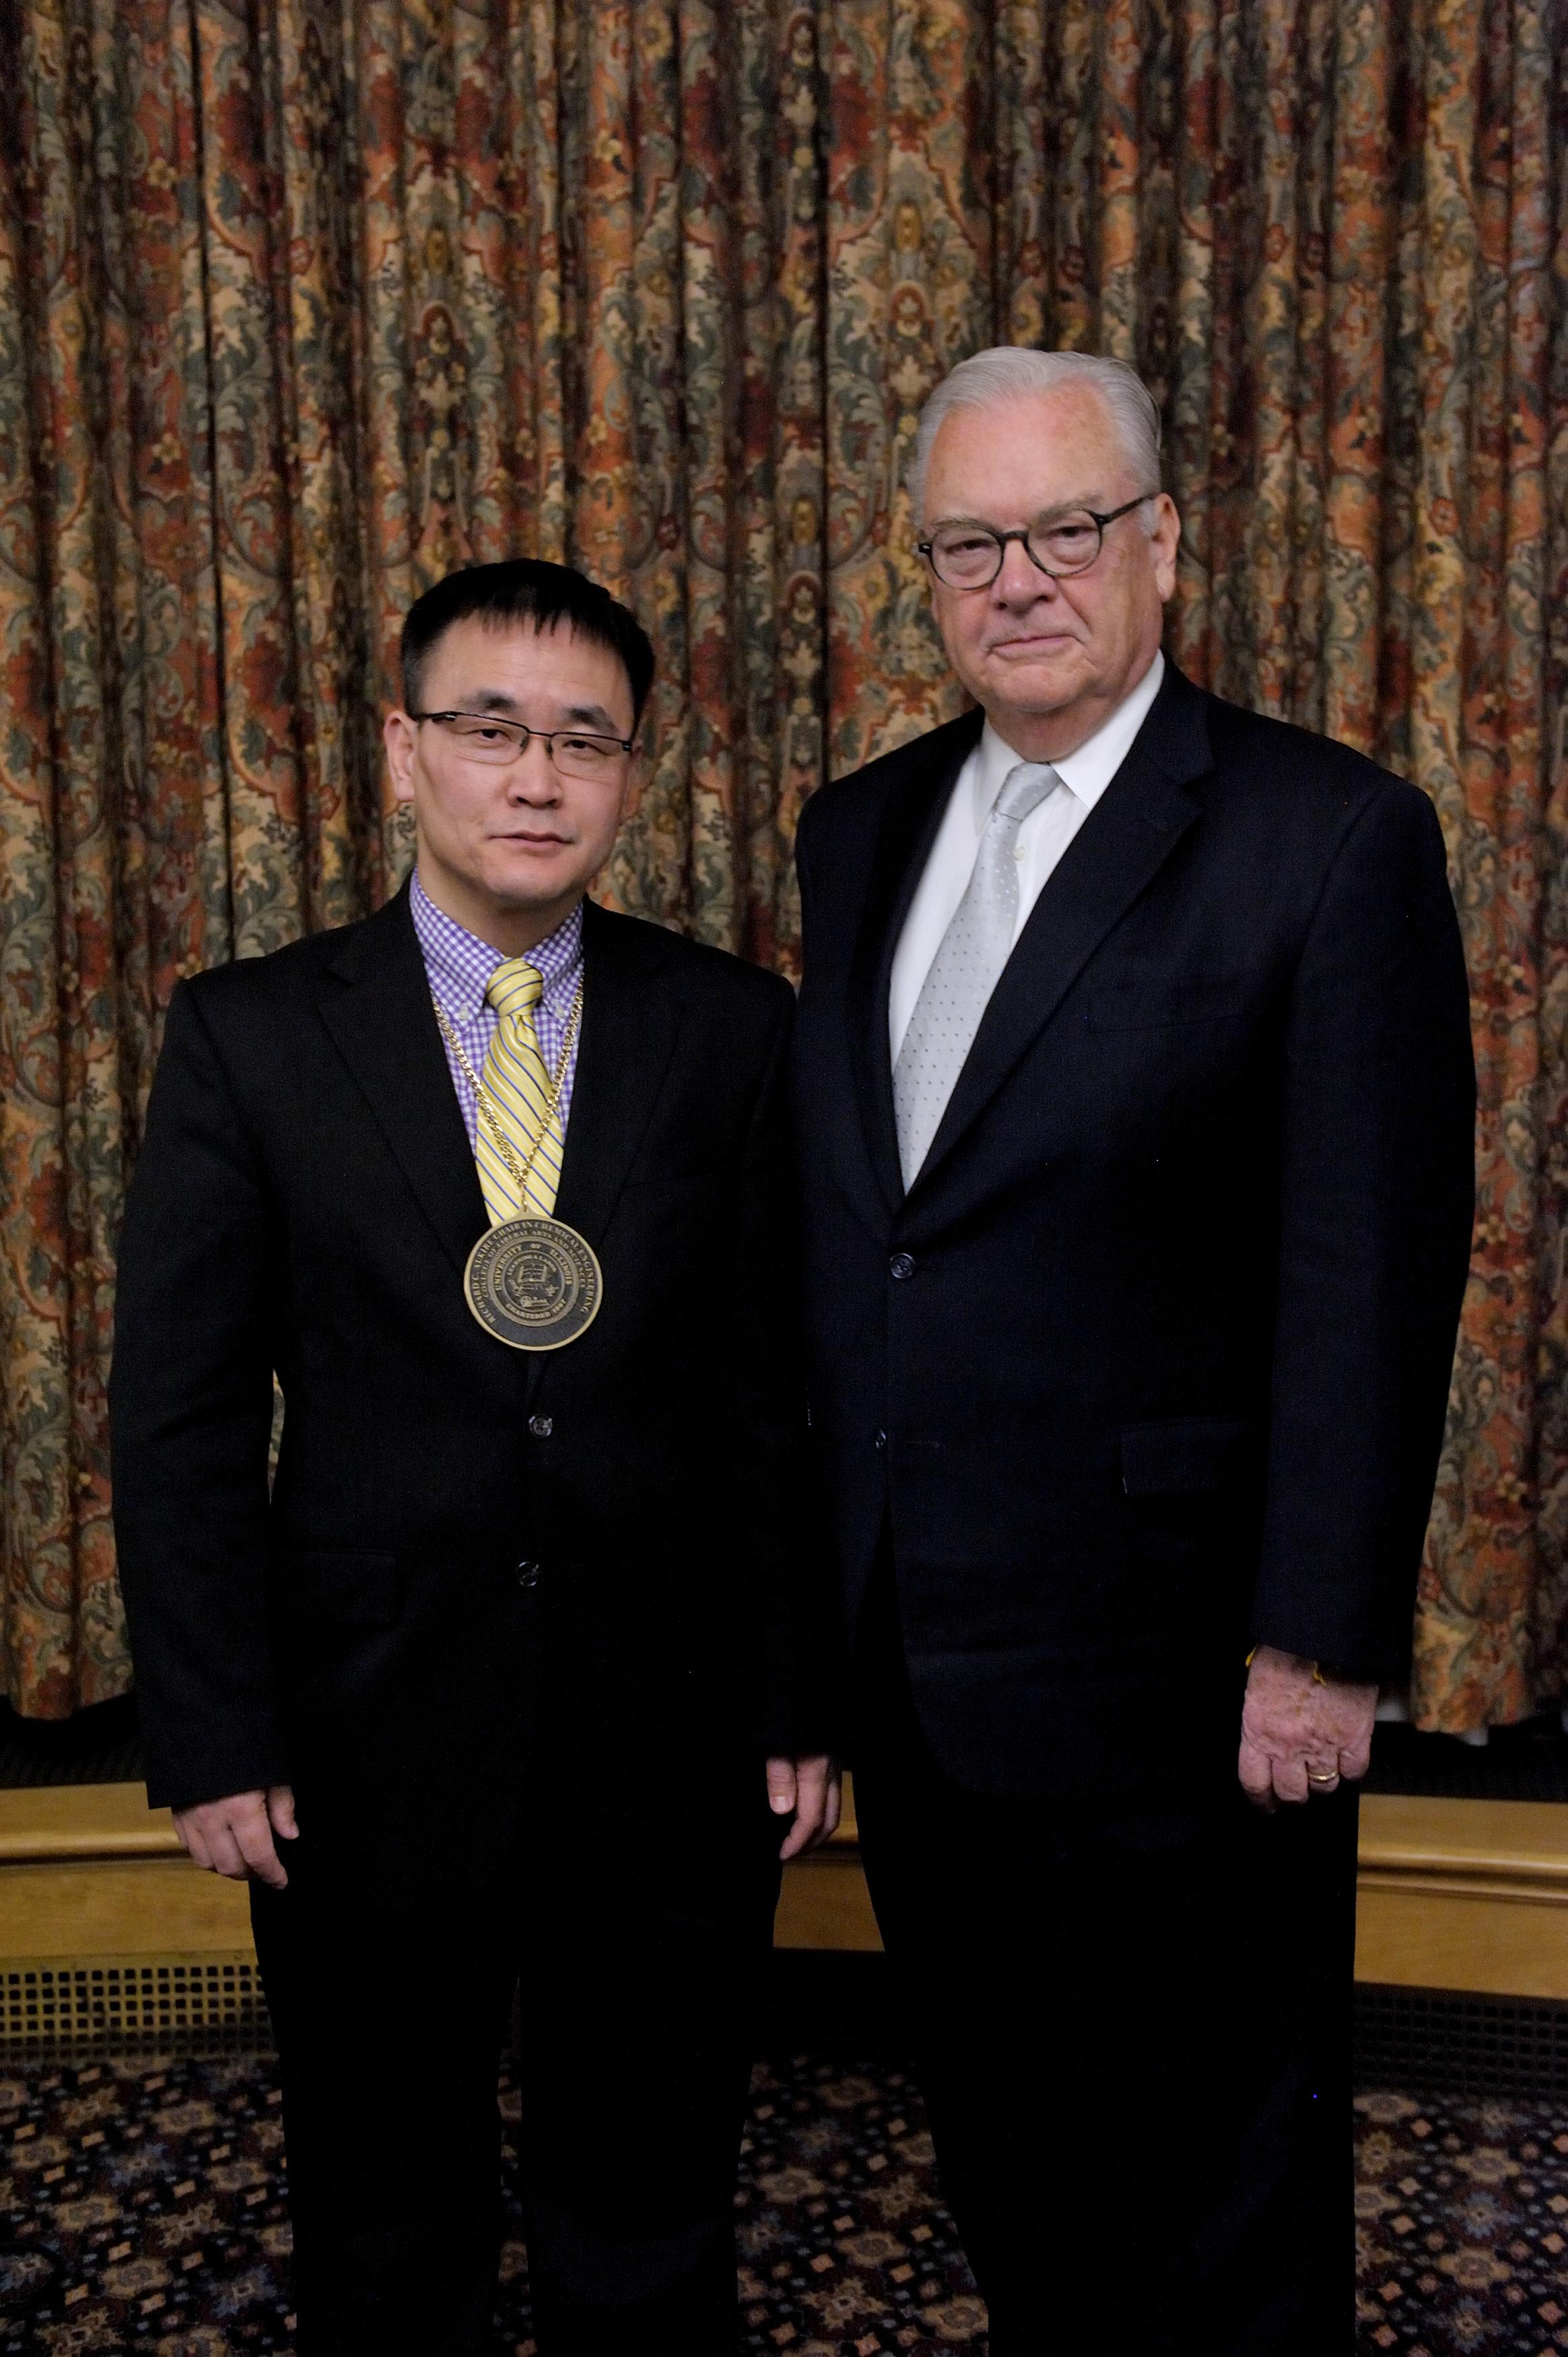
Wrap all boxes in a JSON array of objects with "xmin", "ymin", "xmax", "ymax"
[
  {"xmin": 846, "ymin": 709, "xmax": 984, "ymax": 1214},
  {"xmin": 550, "ymin": 898, "xmax": 677, "ymax": 1253},
  {"xmin": 315, "ymin": 883, "xmax": 487, "ymax": 1276},
  {"xmin": 912, "ymin": 664, "xmax": 1213, "ymax": 1193},
  {"xmin": 524, "ymin": 900, "xmax": 678, "ymax": 1403}
]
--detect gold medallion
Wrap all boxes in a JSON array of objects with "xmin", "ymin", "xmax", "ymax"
[
  {"xmin": 432, "ymin": 978, "xmax": 603, "ymax": 1351},
  {"xmin": 463, "ymin": 1215, "xmax": 603, "ymax": 1352}
]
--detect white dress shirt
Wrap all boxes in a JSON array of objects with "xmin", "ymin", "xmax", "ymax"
[{"xmin": 889, "ymin": 651, "xmax": 1165, "ymax": 1062}]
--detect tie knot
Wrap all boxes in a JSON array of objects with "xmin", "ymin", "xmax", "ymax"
[
  {"xmin": 486, "ymin": 958, "xmax": 543, "ymax": 1020},
  {"xmin": 994, "ymin": 761, "xmax": 1060, "ymax": 828}
]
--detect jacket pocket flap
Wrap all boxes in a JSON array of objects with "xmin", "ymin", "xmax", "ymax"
[
  {"xmin": 276, "ymin": 1550, "xmax": 401, "ymax": 1626},
  {"xmin": 1087, "ymin": 976, "xmax": 1244, "ymax": 1030},
  {"xmin": 1120, "ymin": 1416, "xmax": 1260, "ymax": 1496}
]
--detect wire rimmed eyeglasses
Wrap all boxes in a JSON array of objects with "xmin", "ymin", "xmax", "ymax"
[
  {"xmin": 918, "ymin": 492, "xmax": 1159, "ymax": 589},
  {"xmin": 409, "ymin": 710, "xmax": 636, "ymax": 778}
]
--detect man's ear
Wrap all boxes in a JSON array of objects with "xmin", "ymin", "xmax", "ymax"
[
  {"xmin": 1151, "ymin": 494, "xmax": 1182, "ymax": 605},
  {"xmin": 619, "ymin": 750, "xmax": 645, "ymax": 825},
  {"xmin": 384, "ymin": 709, "xmax": 418, "ymax": 806}
]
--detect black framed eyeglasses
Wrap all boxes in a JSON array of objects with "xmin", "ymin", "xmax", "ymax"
[
  {"xmin": 918, "ymin": 492, "xmax": 1159, "ymax": 589},
  {"xmin": 409, "ymin": 710, "xmax": 635, "ymax": 779}
]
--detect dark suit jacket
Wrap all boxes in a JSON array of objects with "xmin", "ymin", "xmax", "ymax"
[
  {"xmin": 792, "ymin": 662, "xmax": 1476, "ymax": 1802},
  {"xmin": 110, "ymin": 886, "xmax": 826, "ymax": 1900}
]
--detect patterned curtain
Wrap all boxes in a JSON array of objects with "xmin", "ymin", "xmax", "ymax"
[{"xmin": 1, "ymin": 0, "xmax": 1563, "ymax": 1730}]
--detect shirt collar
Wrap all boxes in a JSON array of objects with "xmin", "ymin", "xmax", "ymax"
[
  {"xmin": 409, "ymin": 871, "xmax": 585, "ymax": 1017},
  {"xmin": 971, "ymin": 649, "xmax": 1166, "ymax": 830}
]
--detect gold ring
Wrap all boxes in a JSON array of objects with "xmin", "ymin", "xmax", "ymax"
[{"xmin": 1306, "ymin": 1769, "xmax": 1339, "ymax": 1785}]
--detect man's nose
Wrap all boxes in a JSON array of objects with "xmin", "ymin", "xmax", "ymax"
[
  {"xmin": 992, "ymin": 540, "xmax": 1058, "ymax": 605},
  {"xmin": 507, "ymin": 740, "xmax": 560, "ymax": 796}
]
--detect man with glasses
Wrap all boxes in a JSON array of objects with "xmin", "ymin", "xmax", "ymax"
[
  {"xmin": 112, "ymin": 558, "xmax": 838, "ymax": 2355},
  {"xmin": 791, "ymin": 350, "xmax": 1474, "ymax": 2351}
]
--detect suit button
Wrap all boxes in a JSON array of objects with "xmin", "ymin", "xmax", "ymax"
[
  {"xmin": 516, "ymin": 1560, "xmax": 542, "ymax": 1591},
  {"xmin": 528, "ymin": 1414, "xmax": 553, "ymax": 1439},
  {"xmin": 888, "ymin": 1251, "xmax": 916, "ymax": 1281},
  {"xmin": 873, "ymin": 1430, "xmax": 887, "ymax": 1453}
]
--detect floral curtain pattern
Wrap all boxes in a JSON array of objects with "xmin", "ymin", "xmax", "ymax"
[{"xmin": 0, "ymin": 0, "xmax": 1563, "ymax": 1728}]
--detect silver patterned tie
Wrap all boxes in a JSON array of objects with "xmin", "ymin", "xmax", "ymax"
[{"xmin": 893, "ymin": 760, "xmax": 1062, "ymax": 1186}]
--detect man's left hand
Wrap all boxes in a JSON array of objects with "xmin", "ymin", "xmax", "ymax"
[
  {"xmin": 1237, "ymin": 1645, "xmax": 1377, "ymax": 1810},
  {"xmin": 765, "ymin": 1754, "xmax": 842, "ymax": 1860}
]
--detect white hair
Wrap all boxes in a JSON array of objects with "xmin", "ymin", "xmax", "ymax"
[{"xmin": 910, "ymin": 347, "xmax": 1163, "ymax": 525}]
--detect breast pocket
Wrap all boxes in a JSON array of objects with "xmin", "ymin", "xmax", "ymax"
[
  {"xmin": 621, "ymin": 1156, "xmax": 724, "ymax": 1189},
  {"xmin": 1085, "ymin": 976, "xmax": 1246, "ymax": 1032}
]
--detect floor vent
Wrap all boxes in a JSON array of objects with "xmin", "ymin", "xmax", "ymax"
[
  {"xmin": 1355, "ymin": 1983, "xmax": 1568, "ymax": 2099},
  {"xmin": 1, "ymin": 1956, "xmax": 271, "ymax": 2057}
]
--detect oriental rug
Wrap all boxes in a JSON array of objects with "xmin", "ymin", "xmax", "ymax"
[{"xmin": 1, "ymin": 2052, "xmax": 1564, "ymax": 2353}]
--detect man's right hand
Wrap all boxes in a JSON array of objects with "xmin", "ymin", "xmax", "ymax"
[{"xmin": 172, "ymin": 1785, "xmax": 298, "ymax": 1889}]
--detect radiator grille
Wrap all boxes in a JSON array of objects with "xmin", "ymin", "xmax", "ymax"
[
  {"xmin": 1355, "ymin": 1983, "xmax": 1568, "ymax": 2099},
  {"xmin": 8, "ymin": 1952, "xmax": 1568, "ymax": 2089},
  {"xmin": 1, "ymin": 1956, "xmax": 269, "ymax": 2057}
]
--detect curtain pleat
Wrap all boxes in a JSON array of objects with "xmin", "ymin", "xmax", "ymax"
[{"xmin": 1, "ymin": 0, "xmax": 1563, "ymax": 1730}]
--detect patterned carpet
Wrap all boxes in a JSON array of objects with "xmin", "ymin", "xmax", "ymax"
[{"xmin": 3, "ymin": 2051, "xmax": 1566, "ymax": 2353}]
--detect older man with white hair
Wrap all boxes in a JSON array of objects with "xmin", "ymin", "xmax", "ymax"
[{"xmin": 790, "ymin": 350, "xmax": 1475, "ymax": 2352}]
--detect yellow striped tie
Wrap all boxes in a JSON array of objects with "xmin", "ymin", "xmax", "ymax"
[{"xmin": 476, "ymin": 960, "xmax": 564, "ymax": 1222}]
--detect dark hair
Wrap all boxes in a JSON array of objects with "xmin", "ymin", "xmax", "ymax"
[{"xmin": 399, "ymin": 558, "xmax": 655, "ymax": 729}]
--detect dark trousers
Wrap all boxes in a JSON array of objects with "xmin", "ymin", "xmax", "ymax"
[
  {"xmin": 851, "ymin": 1581, "xmax": 1359, "ymax": 2357},
  {"xmin": 250, "ymin": 1783, "xmax": 781, "ymax": 2357}
]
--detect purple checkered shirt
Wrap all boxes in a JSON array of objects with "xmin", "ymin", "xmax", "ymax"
[{"xmin": 410, "ymin": 871, "xmax": 584, "ymax": 1152}]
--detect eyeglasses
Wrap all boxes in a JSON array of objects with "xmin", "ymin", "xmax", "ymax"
[
  {"xmin": 409, "ymin": 710, "xmax": 635, "ymax": 779},
  {"xmin": 918, "ymin": 492, "xmax": 1159, "ymax": 589}
]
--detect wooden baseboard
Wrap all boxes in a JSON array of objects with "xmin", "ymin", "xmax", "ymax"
[
  {"xmin": 0, "ymin": 1787, "xmax": 263, "ymax": 2049},
  {"xmin": 1355, "ymin": 1795, "xmax": 1568, "ymax": 1999},
  {"xmin": 7, "ymin": 1783, "xmax": 1568, "ymax": 2005},
  {"xmin": 0, "ymin": 1784, "xmax": 253, "ymax": 1960},
  {"xmin": 778, "ymin": 1785, "xmax": 1568, "ymax": 2002},
  {"xmin": 775, "ymin": 1781, "xmax": 882, "ymax": 1950}
]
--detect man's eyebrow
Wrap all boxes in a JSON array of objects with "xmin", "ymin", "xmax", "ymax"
[
  {"xmin": 1034, "ymin": 494, "xmax": 1116, "ymax": 520},
  {"xmin": 928, "ymin": 497, "xmax": 1113, "ymax": 531},
  {"xmin": 559, "ymin": 702, "xmax": 623, "ymax": 732},
  {"xmin": 454, "ymin": 692, "xmax": 624, "ymax": 733}
]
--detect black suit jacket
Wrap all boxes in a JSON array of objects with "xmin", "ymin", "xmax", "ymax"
[
  {"xmin": 110, "ymin": 886, "xmax": 826, "ymax": 1899},
  {"xmin": 792, "ymin": 663, "xmax": 1476, "ymax": 1801}
]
